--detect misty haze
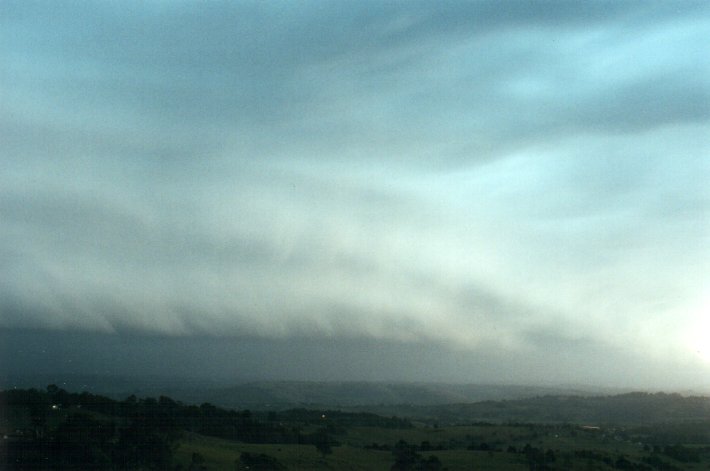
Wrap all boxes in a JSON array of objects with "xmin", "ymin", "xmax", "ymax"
[{"xmin": 1, "ymin": 1, "xmax": 709, "ymax": 470}]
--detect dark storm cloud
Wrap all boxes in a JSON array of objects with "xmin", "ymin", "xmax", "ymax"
[
  {"xmin": 2, "ymin": 328, "xmax": 706, "ymax": 389},
  {"xmin": 1, "ymin": 0, "xmax": 709, "ymax": 386}
]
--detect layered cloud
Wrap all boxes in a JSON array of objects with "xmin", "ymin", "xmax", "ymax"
[{"xmin": 1, "ymin": 1, "xmax": 709, "ymax": 383}]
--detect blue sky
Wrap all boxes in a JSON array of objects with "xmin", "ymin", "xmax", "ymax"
[{"xmin": 1, "ymin": 1, "xmax": 709, "ymax": 387}]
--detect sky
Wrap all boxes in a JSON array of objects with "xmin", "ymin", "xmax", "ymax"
[{"xmin": 1, "ymin": 0, "xmax": 709, "ymax": 389}]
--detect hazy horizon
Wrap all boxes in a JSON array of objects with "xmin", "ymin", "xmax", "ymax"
[{"xmin": 2, "ymin": 1, "xmax": 709, "ymax": 391}]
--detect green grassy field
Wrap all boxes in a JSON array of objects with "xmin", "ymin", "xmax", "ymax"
[
  {"xmin": 174, "ymin": 422, "xmax": 710, "ymax": 470},
  {"xmin": 175, "ymin": 435, "xmax": 395, "ymax": 470}
]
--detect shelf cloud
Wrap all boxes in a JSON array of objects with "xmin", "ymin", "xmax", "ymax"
[{"xmin": 1, "ymin": 0, "xmax": 708, "ymax": 387}]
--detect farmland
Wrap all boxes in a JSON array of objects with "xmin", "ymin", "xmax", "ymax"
[{"xmin": 3, "ymin": 386, "xmax": 710, "ymax": 470}]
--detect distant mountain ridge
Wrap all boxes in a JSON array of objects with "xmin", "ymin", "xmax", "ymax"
[
  {"xmin": 3, "ymin": 375, "xmax": 709, "ymax": 425},
  {"xmin": 198, "ymin": 381, "xmax": 623, "ymax": 409},
  {"xmin": 391, "ymin": 392, "xmax": 710, "ymax": 425},
  {"xmin": 1, "ymin": 374, "xmax": 629, "ymax": 409}
]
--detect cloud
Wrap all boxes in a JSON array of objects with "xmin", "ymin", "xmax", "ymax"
[
  {"xmin": 4, "ymin": 1, "xmax": 707, "ymax": 164},
  {"xmin": 1, "ymin": 1, "xmax": 709, "ymax": 386}
]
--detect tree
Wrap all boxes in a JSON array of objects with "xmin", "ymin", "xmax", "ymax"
[
  {"xmin": 391, "ymin": 440, "xmax": 420, "ymax": 470},
  {"xmin": 53, "ymin": 413, "xmax": 114, "ymax": 469},
  {"xmin": 237, "ymin": 452, "xmax": 286, "ymax": 470},
  {"xmin": 188, "ymin": 451, "xmax": 206, "ymax": 470},
  {"xmin": 545, "ymin": 449, "xmax": 556, "ymax": 463},
  {"xmin": 419, "ymin": 455, "xmax": 443, "ymax": 471},
  {"xmin": 312, "ymin": 428, "xmax": 335, "ymax": 458}
]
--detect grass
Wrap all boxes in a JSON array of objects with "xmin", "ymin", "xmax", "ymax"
[
  {"xmin": 174, "ymin": 423, "xmax": 710, "ymax": 470},
  {"xmin": 175, "ymin": 434, "xmax": 393, "ymax": 470}
]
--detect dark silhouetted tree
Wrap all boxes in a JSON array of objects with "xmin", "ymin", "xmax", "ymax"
[
  {"xmin": 238, "ymin": 452, "xmax": 286, "ymax": 470},
  {"xmin": 312, "ymin": 428, "xmax": 336, "ymax": 458}
]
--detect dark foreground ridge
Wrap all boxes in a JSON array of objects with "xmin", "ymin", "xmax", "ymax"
[
  {"xmin": 0, "ymin": 385, "xmax": 410, "ymax": 470},
  {"xmin": 2, "ymin": 385, "xmax": 710, "ymax": 470}
]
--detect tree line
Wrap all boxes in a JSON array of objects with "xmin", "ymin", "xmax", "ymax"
[{"xmin": 1, "ymin": 385, "xmax": 410, "ymax": 469}]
